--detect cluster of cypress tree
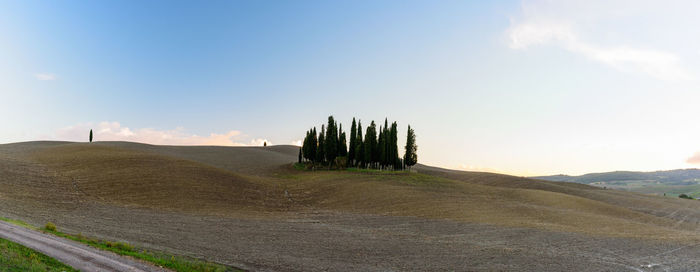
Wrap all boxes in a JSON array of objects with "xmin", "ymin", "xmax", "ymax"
[
  {"xmin": 302, "ymin": 116, "xmax": 347, "ymax": 167},
  {"xmin": 301, "ymin": 116, "xmax": 417, "ymax": 170}
]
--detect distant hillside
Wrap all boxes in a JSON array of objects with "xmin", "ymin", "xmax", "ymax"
[{"xmin": 534, "ymin": 169, "xmax": 700, "ymax": 185}]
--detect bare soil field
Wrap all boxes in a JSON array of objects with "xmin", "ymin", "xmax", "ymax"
[{"xmin": 2, "ymin": 141, "xmax": 700, "ymax": 271}]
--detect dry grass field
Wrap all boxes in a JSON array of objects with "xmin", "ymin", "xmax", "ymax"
[{"xmin": 2, "ymin": 141, "xmax": 700, "ymax": 271}]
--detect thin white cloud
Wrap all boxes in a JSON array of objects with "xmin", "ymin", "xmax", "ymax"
[
  {"xmin": 55, "ymin": 121, "xmax": 269, "ymax": 146},
  {"xmin": 507, "ymin": 1, "xmax": 695, "ymax": 81},
  {"xmin": 34, "ymin": 73, "xmax": 57, "ymax": 81},
  {"xmin": 688, "ymin": 152, "xmax": 700, "ymax": 165}
]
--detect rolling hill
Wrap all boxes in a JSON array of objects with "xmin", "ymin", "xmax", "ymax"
[
  {"xmin": 2, "ymin": 141, "xmax": 700, "ymax": 271},
  {"xmin": 534, "ymin": 169, "xmax": 700, "ymax": 198},
  {"xmin": 534, "ymin": 169, "xmax": 700, "ymax": 184}
]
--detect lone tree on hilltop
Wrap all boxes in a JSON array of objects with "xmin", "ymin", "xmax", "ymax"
[
  {"xmin": 404, "ymin": 125, "xmax": 417, "ymax": 170},
  {"xmin": 89, "ymin": 129, "xmax": 93, "ymax": 143}
]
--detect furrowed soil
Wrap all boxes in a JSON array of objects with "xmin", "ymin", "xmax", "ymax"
[{"xmin": 1, "ymin": 141, "xmax": 700, "ymax": 271}]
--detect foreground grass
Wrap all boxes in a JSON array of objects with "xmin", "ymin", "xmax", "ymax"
[
  {"xmin": 0, "ymin": 237, "xmax": 77, "ymax": 272},
  {"xmin": 2, "ymin": 217, "xmax": 239, "ymax": 272}
]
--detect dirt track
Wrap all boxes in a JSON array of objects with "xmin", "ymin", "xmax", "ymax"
[{"xmin": 0, "ymin": 220, "xmax": 163, "ymax": 272}]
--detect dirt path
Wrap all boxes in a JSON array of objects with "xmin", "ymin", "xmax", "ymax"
[{"xmin": 0, "ymin": 220, "xmax": 164, "ymax": 272}]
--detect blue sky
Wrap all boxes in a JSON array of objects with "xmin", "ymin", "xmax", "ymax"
[{"xmin": 2, "ymin": 0, "xmax": 700, "ymax": 175}]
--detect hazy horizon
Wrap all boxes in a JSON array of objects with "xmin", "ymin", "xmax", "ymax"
[{"xmin": 3, "ymin": 0, "xmax": 700, "ymax": 176}]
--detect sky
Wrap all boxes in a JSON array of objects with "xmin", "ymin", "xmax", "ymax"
[{"xmin": 1, "ymin": 0, "xmax": 700, "ymax": 176}]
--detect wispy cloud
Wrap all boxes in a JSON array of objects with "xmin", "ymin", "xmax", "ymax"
[
  {"xmin": 507, "ymin": 1, "xmax": 695, "ymax": 81},
  {"xmin": 687, "ymin": 152, "xmax": 700, "ymax": 165},
  {"xmin": 55, "ymin": 121, "xmax": 269, "ymax": 146},
  {"xmin": 34, "ymin": 73, "xmax": 57, "ymax": 81}
]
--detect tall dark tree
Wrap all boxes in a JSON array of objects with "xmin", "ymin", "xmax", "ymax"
[
  {"xmin": 338, "ymin": 123, "xmax": 347, "ymax": 157},
  {"xmin": 298, "ymin": 147, "xmax": 302, "ymax": 163},
  {"xmin": 378, "ymin": 125, "xmax": 387, "ymax": 168},
  {"xmin": 302, "ymin": 128, "xmax": 317, "ymax": 162},
  {"xmin": 390, "ymin": 122, "xmax": 400, "ymax": 169},
  {"xmin": 355, "ymin": 121, "xmax": 364, "ymax": 167},
  {"xmin": 364, "ymin": 121, "xmax": 377, "ymax": 168},
  {"xmin": 348, "ymin": 118, "xmax": 357, "ymax": 164},
  {"xmin": 302, "ymin": 130, "xmax": 309, "ymax": 161},
  {"xmin": 404, "ymin": 125, "xmax": 418, "ymax": 170},
  {"xmin": 383, "ymin": 119, "xmax": 389, "ymax": 167},
  {"xmin": 370, "ymin": 123, "xmax": 380, "ymax": 167},
  {"xmin": 325, "ymin": 116, "xmax": 338, "ymax": 164},
  {"xmin": 317, "ymin": 125, "xmax": 326, "ymax": 163},
  {"xmin": 89, "ymin": 129, "xmax": 93, "ymax": 143},
  {"xmin": 310, "ymin": 127, "xmax": 318, "ymax": 163}
]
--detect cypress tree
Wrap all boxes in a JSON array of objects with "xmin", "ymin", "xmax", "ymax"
[
  {"xmin": 364, "ymin": 121, "xmax": 377, "ymax": 168},
  {"xmin": 355, "ymin": 121, "xmax": 364, "ymax": 168},
  {"xmin": 371, "ymin": 123, "xmax": 379, "ymax": 167},
  {"xmin": 89, "ymin": 129, "xmax": 93, "ymax": 143},
  {"xmin": 390, "ymin": 122, "xmax": 399, "ymax": 169},
  {"xmin": 311, "ymin": 128, "xmax": 318, "ymax": 163},
  {"xmin": 378, "ymin": 125, "xmax": 386, "ymax": 169},
  {"xmin": 298, "ymin": 147, "xmax": 302, "ymax": 163},
  {"xmin": 349, "ymin": 118, "xmax": 357, "ymax": 164},
  {"xmin": 404, "ymin": 125, "xmax": 418, "ymax": 170},
  {"xmin": 383, "ymin": 119, "xmax": 389, "ymax": 167},
  {"xmin": 338, "ymin": 124, "xmax": 347, "ymax": 157},
  {"xmin": 325, "ymin": 116, "xmax": 338, "ymax": 165},
  {"xmin": 317, "ymin": 125, "xmax": 326, "ymax": 164},
  {"xmin": 302, "ymin": 130, "xmax": 309, "ymax": 161}
]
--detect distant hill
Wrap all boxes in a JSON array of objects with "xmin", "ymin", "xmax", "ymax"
[{"xmin": 533, "ymin": 169, "xmax": 700, "ymax": 185}]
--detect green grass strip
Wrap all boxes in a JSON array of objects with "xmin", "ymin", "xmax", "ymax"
[
  {"xmin": 0, "ymin": 217, "xmax": 37, "ymax": 230},
  {"xmin": 0, "ymin": 237, "xmax": 78, "ymax": 272}
]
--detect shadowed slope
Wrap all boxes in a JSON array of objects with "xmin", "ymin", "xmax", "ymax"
[
  {"xmin": 29, "ymin": 143, "xmax": 287, "ymax": 215},
  {"xmin": 92, "ymin": 141, "xmax": 299, "ymax": 175}
]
